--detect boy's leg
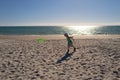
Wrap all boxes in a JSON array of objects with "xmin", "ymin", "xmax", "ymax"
[
  {"xmin": 67, "ymin": 46, "xmax": 70, "ymax": 52},
  {"xmin": 74, "ymin": 47, "xmax": 76, "ymax": 52},
  {"xmin": 72, "ymin": 45, "xmax": 76, "ymax": 52}
]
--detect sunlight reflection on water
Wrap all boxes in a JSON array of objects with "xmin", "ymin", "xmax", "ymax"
[{"xmin": 66, "ymin": 26, "xmax": 97, "ymax": 35}]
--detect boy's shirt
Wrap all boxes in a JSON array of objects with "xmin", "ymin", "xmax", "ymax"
[{"xmin": 66, "ymin": 36, "xmax": 73, "ymax": 44}]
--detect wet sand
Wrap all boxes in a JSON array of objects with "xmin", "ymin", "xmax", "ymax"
[{"xmin": 0, "ymin": 35, "xmax": 120, "ymax": 80}]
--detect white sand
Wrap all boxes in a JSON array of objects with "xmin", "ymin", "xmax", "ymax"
[{"xmin": 0, "ymin": 35, "xmax": 120, "ymax": 80}]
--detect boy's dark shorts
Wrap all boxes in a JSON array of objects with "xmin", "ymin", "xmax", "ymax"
[{"xmin": 68, "ymin": 42, "xmax": 73, "ymax": 47}]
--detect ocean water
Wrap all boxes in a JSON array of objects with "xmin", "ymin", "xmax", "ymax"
[{"xmin": 0, "ymin": 26, "xmax": 120, "ymax": 35}]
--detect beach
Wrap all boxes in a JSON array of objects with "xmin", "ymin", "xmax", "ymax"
[{"xmin": 0, "ymin": 35, "xmax": 120, "ymax": 80}]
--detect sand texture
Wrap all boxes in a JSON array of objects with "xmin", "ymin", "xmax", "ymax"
[{"xmin": 0, "ymin": 35, "xmax": 120, "ymax": 80}]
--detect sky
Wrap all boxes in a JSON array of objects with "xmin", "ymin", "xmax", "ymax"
[{"xmin": 0, "ymin": 0, "xmax": 120, "ymax": 26}]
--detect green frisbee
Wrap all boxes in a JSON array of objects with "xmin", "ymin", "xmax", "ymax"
[{"xmin": 38, "ymin": 38, "xmax": 45, "ymax": 43}]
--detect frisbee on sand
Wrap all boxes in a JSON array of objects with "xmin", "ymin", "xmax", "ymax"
[{"xmin": 37, "ymin": 38, "xmax": 45, "ymax": 43}]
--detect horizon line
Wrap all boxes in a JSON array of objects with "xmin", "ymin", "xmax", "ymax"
[{"xmin": 0, "ymin": 25, "xmax": 120, "ymax": 27}]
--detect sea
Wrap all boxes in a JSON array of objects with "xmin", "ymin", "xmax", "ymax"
[{"xmin": 0, "ymin": 26, "xmax": 120, "ymax": 35}]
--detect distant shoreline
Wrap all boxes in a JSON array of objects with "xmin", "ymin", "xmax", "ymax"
[{"xmin": 0, "ymin": 35, "xmax": 120, "ymax": 40}]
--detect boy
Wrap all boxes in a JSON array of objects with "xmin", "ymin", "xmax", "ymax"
[{"xmin": 64, "ymin": 33, "xmax": 76, "ymax": 52}]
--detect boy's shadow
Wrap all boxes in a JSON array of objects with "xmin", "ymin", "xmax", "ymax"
[{"xmin": 56, "ymin": 51, "xmax": 74, "ymax": 64}]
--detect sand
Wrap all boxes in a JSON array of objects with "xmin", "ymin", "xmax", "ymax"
[{"xmin": 0, "ymin": 35, "xmax": 120, "ymax": 80}]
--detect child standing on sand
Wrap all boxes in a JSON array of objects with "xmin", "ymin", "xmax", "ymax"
[{"xmin": 64, "ymin": 33, "xmax": 76, "ymax": 52}]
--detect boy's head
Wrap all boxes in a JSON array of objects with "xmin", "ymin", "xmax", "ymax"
[{"xmin": 64, "ymin": 33, "xmax": 68, "ymax": 37}]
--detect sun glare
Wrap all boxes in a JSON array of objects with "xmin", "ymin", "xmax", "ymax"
[
  {"xmin": 69, "ymin": 26, "xmax": 95, "ymax": 30},
  {"xmin": 67, "ymin": 26, "xmax": 97, "ymax": 35}
]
